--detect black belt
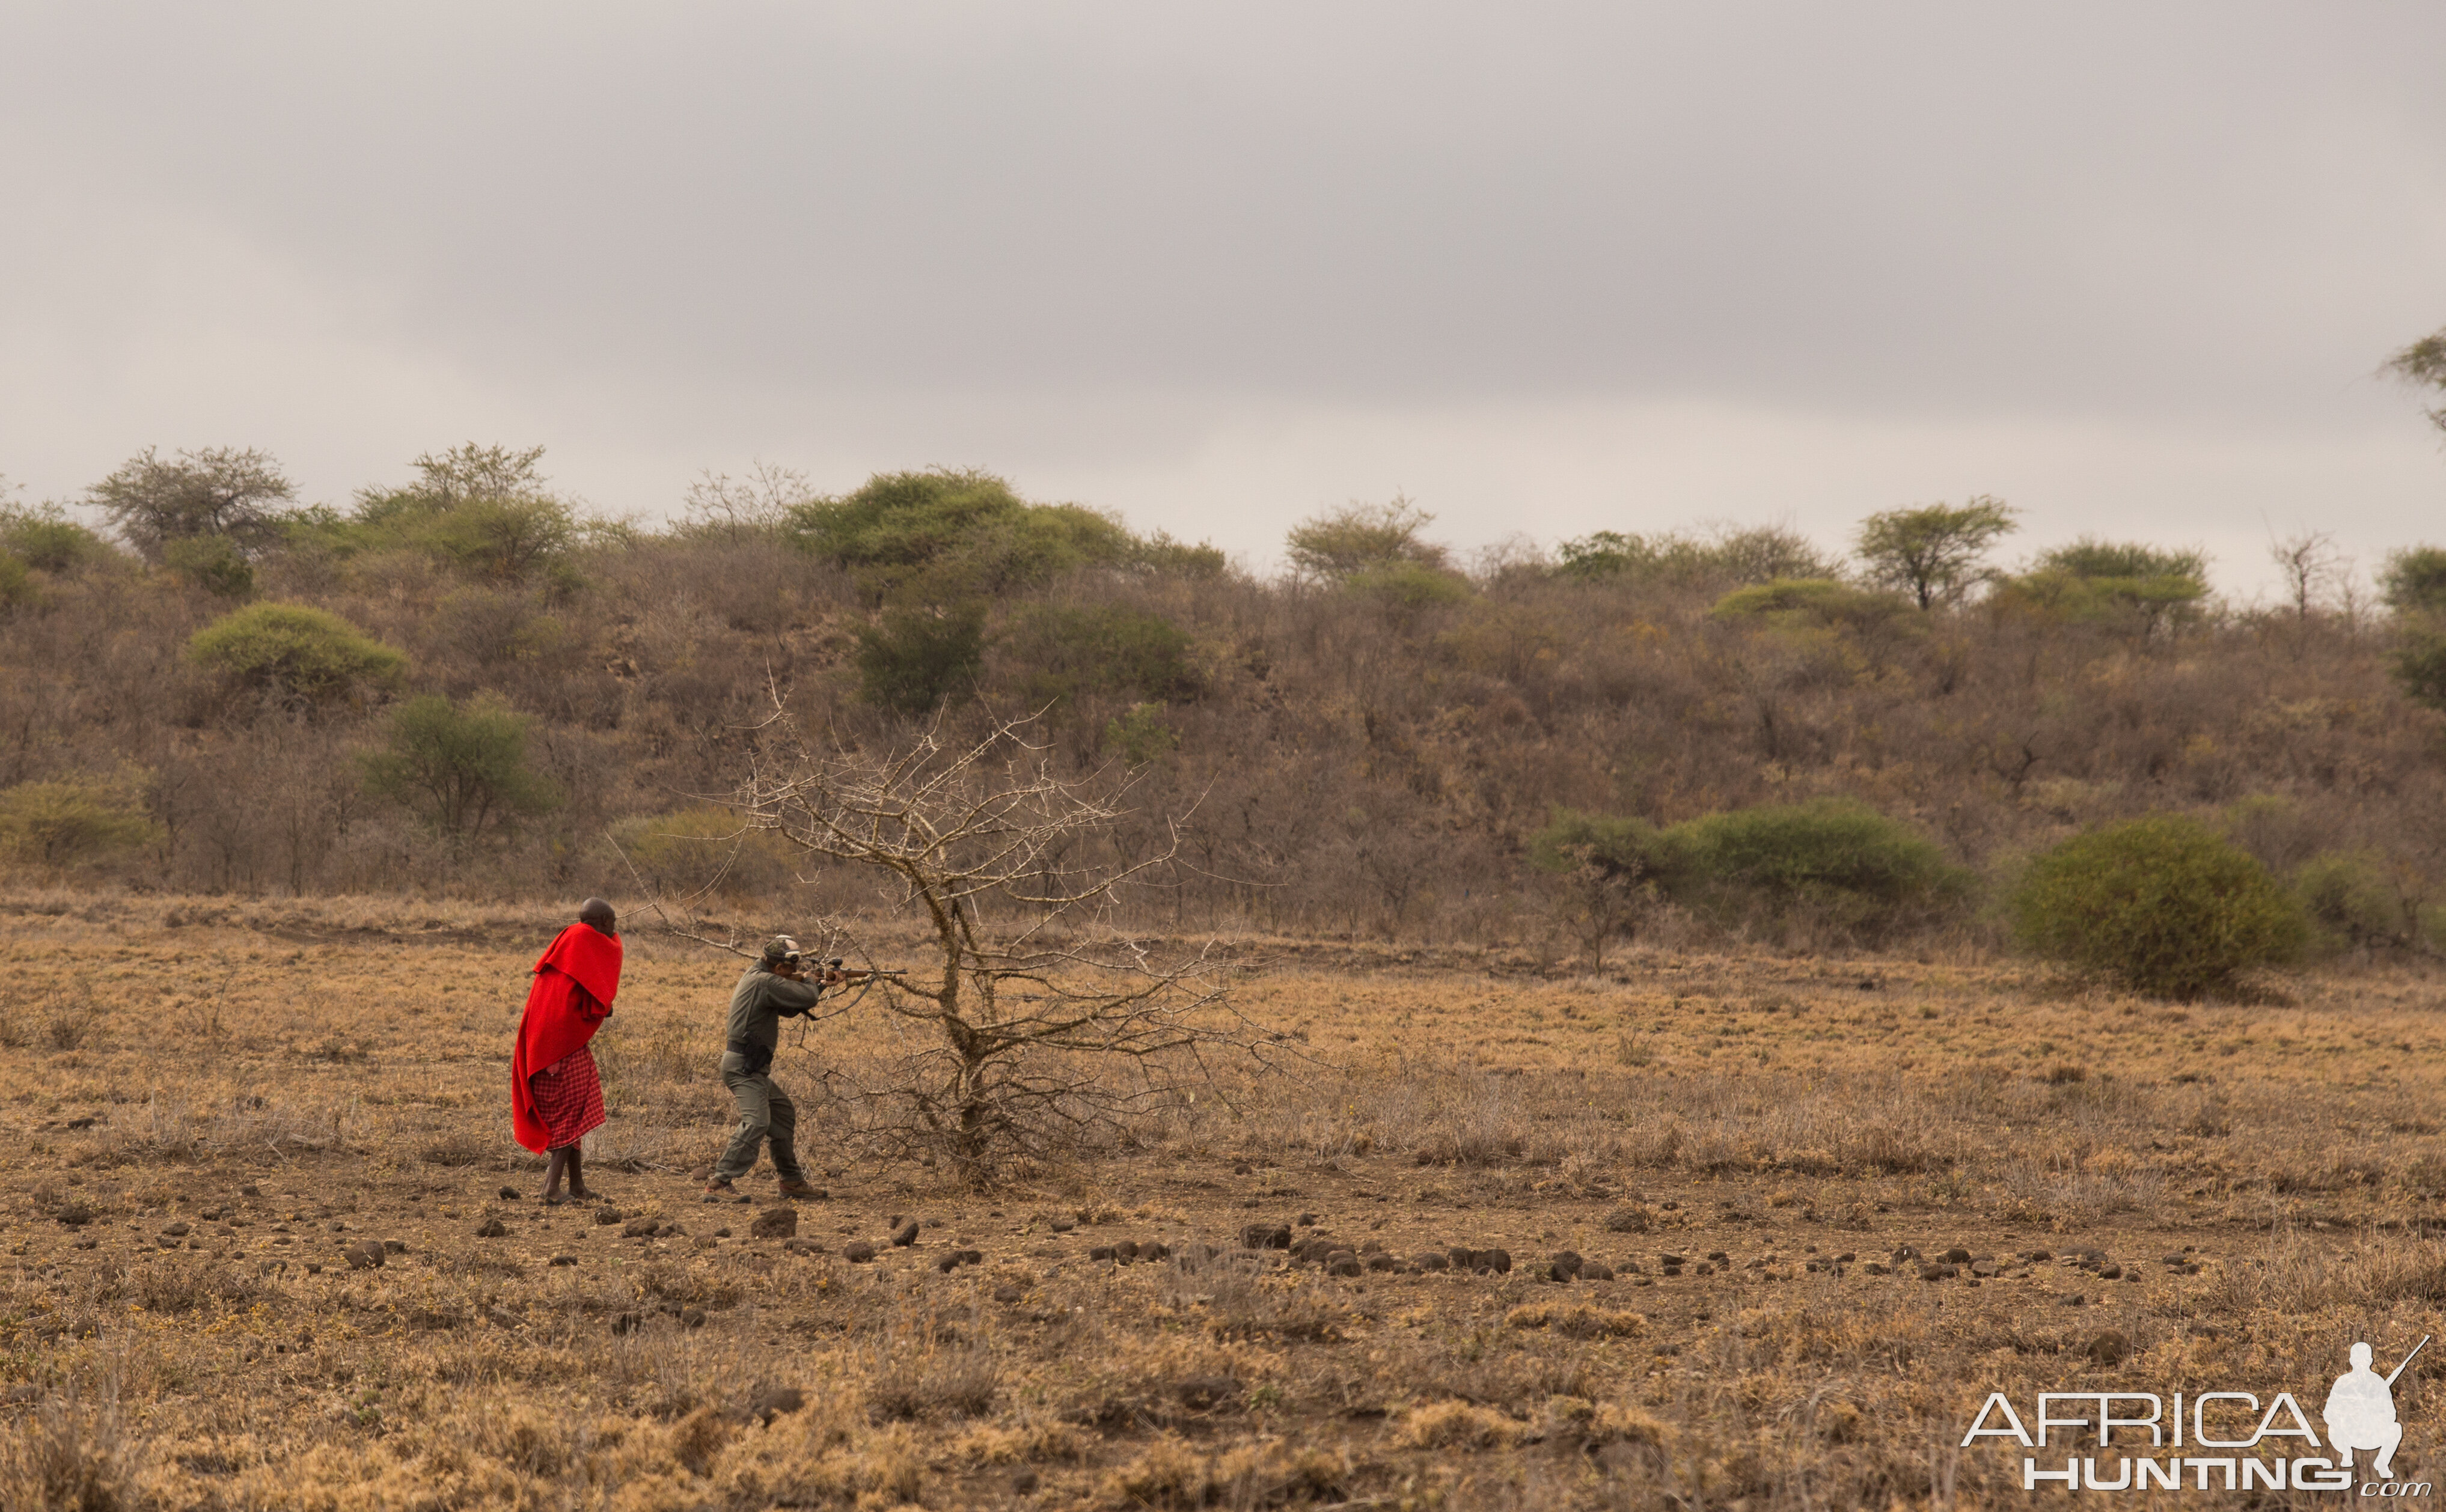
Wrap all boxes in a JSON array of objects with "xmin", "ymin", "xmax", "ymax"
[{"xmin": 726, "ymin": 1040, "xmax": 774, "ymax": 1073}]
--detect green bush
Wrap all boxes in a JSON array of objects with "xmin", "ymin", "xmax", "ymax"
[
  {"xmin": 608, "ymin": 805, "xmax": 796, "ymax": 901},
  {"xmin": 792, "ymin": 469, "xmax": 1136, "ymax": 601},
  {"xmin": 0, "ymin": 776, "xmax": 156, "ymax": 867},
  {"xmin": 2294, "ymin": 851, "xmax": 2415, "ymax": 953},
  {"xmin": 1527, "ymin": 809, "xmax": 1672, "ymax": 966},
  {"xmin": 164, "ymin": 534, "xmax": 255, "ymax": 598},
  {"xmin": 1006, "ymin": 605, "xmax": 1203, "ymax": 709},
  {"xmin": 1103, "ymin": 703, "xmax": 1181, "ymax": 765},
  {"xmin": 854, "ymin": 602, "xmax": 989, "ymax": 715},
  {"xmin": 2392, "ymin": 629, "xmax": 2446, "ymax": 712},
  {"xmin": 1346, "ymin": 560, "xmax": 1473, "ymax": 612},
  {"xmin": 2379, "ymin": 546, "xmax": 2446, "ymax": 615},
  {"xmin": 2010, "ymin": 814, "xmax": 2307, "ymax": 998},
  {"xmin": 186, "ymin": 603, "xmax": 407, "ymax": 710},
  {"xmin": 1662, "ymin": 799, "xmax": 1964, "ymax": 937},
  {"xmin": 1555, "ymin": 526, "xmax": 1841, "ymax": 588},
  {"xmin": 0, "ymin": 549, "xmax": 31, "ymax": 612},
  {"xmin": 1708, "ymin": 578, "xmax": 1919, "ymax": 638},
  {"xmin": 361, "ymin": 694, "xmax": 561, "ymax": 838},
  {"xmin": 0, "ymin": 504, "xmax": 113, "ymax": 572}
]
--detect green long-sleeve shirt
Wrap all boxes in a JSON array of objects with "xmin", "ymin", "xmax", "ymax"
[{"xmin": 723, "ymin": 964, "xmax": 825, "ymax": 1072}]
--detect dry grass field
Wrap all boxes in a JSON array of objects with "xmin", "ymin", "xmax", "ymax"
[{"xmin": 5, "ymin": 889, "xmax": 2446, "ymax": 1509}]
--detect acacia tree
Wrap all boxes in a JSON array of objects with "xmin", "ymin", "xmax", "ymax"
[
  {"xmin": 2388, "ymin": 326, "xmax": 2446, "ymax": 434},
  {"xmin": 671, "ymin": 712, "xmax": 1283, "ymax": 1180},
  {"xmin": 88, "ymin": 447, "xmax": 293, "ymax": 563},
  {"xmin": 1853, "ymin": 497, "xmax": 2017, "ymax": 610}
]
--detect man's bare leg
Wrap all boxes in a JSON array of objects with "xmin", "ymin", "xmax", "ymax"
[
  {"xmin": 539, "ymin": 1147, "xmax": 570, "ymax": 1203},
  {"xmin": 566, "ymin": 1143, "xmax": 593, "ymax": 1201}
]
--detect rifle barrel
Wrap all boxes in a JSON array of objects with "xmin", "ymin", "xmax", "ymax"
[{"xmin": 2386, "ymin": 1334, "xmax": 2430, "ymax": 1389}]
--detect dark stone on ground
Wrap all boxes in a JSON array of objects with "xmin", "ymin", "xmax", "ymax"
[
  {"xmin": 1048, "ymin": 1216, "xmax": 1076, "ymax": 1233},
  {"xmin": 751, "ymin": 1208, "xmax": 798, "ymax": 1240},
  {"xmin": 622, "ymin": 1218, "xmax": 659, "ymax": 1239},
  {"xmin": 680, "ymin": 1308, "xmax": 706, "ymax": 1329},
  {"xmin": 749, "ymin": 1386, "xmax": 804, "ymax": 1424},
  {"xmin": 843, "ymin": 1241, "xmax": 876, "ymax": 1263},
  {"xmin": 474, "ymin": 1218, "xmax": 508, "ymax": 1238},
  {"xmin": 2086, "ymin": 1330, "xmax": 2130, "ymax": 1365},
  {"xmin": 595, "ymin": 1209, "xmax": 622, "ymax": 1225},
  {"xmin": 890, "ymin": 1220, "xmax": 920, "ymax": 1248},
  {"xmin": 499, "ymin": 1186, "xmax": 521, "ymax": 1200},
  {"xmin": 549, "ymin": 1255, "xmax": 576, "ymax": 1267},
  {"xmin": 344, "ymin": 1241, "xmax": 385, "ymax": 1270},
  {"xmin": 1176, "ymin": 1376, "xmax": 1239, "ymax": 1410},
  {"xmin": 1943, "ymin": 1247, "xmax": 1971, "ymax": 1264},
  {"xmin": 1548, "ymin": 1251, "xmax": 1583, "ymax": 1282},
  {"xmin": 993, "ymin": 1285, "xmax": 1024, "ymax": 1303}
]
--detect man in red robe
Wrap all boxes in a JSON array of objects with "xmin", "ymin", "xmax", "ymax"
[{"xmin": 512, "ymin": 897, "xmax": 622, "ymax": 1203}]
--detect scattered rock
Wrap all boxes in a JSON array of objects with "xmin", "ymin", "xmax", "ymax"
[
  {"xmin": 1233, "ymin": 1163, "xmax": 1253, "ymax": 1175},
  {"xmin": 1862, "ymin": 1261, "xmax": 1890, "ymax": 1276},
  {"xmin": 474, "ymin": 1218, "xmax": 508, "ymax": 1239},
  {"xmin": 1546, "ymin": 1251, "xmax": 1584, "ymax": 1283},
  {"xmin": 1603, "ymin": 1204, "xmax": 1651, "ymax": 1234},
  {"xmin": 1175, "ymin": 1376, "xmax": 1239, "ymax": 1410},
  {"xmin": 992, "ymin": 1284, "xmax": 1024, "ymax": 1303},
  {"xmin": 1297, "ymin": 1212, "xmax": 1318, "ymax": 1227},
  {"xmin": 1326, "ymin": 1257, "xmax": 1363, "ymax": 1278},
  {"xmin": 890, "ymin": 1220, "xmax": 920, "ymax": 1248},
  {"xmin": 161, "ymin": 1222, "xmax": 191, "ymax": 1238},
  {"xmin": 1417, "ymin": 1252, "xmax": 1449, "ymax": 1272},
  {"xmin": 304, "ymin": 1263, "xmax": 323, "ymax": 1275},
  {"xmin": 1659, "ymin": 1252, "xmax": 1686, "ymax": 1267},
  {"xmin": 549, "ymin": 1255, "xmax": 577, "ymax": 1267},
  {"xmin": 344, "ymin": 1241, "xmax": 386, "ymax": 1270},
  {"xmin": 595, "ymin": 1208, "xmax": 623, "ymax": 1226},
  {"xmin": 679, "ymin": 1308, "xmax": 706, "ymax": 1329},
  {"xmin": 1942, "ymin": 1247, "xmax": 1971, "ymax": 1264},
  {"xmin": 2086, "ymin": 1330, "xmax": 2130, "ymax": 1366},
  {"xmin": 1971, "ymin": 1260, "xmax": 1999, "ymax": 1278},
  {"xmin": 622, "ymin": 1218, "xmax": 660, "ymax": 1239},
  {"xmin": 1918, "ymin": 1263, "xmax": 1958, "ymax": 1282},
  {"xmin": 1142, "ymin": 1242, "xmax": 1170, "ymax": 1262},
  {"xmin": 54, "ymin": 1207, "xmax": 93, "ymax": 1228},
  {"xmin": 498, "ymin": 1186, "xmax": 521, "ymax": 1201},
  {"xmin": 382, "ymin": 1239, "xmax": 408, "ymax": 1254},
  {"xmin": 1582, "ymin": 1263, "xmax": 1615, "ymax": 1282},
  {"xmin": 750, "ymin": 1209, "xmax": 798, "ymax": 1240},
  {"xmin": 843, "ymin": 1241, "xmax": 877, "ymax": 1263},
  {"xmin": 2098, "ymin": 1264, "xmax": 2124, "ymax": 1281},
  {"xmin": 66, "ymin": 1116, "xmax": 96, "ymax": 1130},
  {"xmin": 1087, "ymin": 1245, "xmax": 1116, "ymax": 1262},
  {"xmin": 1047, "ymin": 1215, "xmax": 1076, "ymax": 1233},
  {"xmin": 1115, "ymin": 1240, "xmax": 1141, "ymax": 1261},
  {"xmin": 1240, "ymin": 1224, "xmax": 1291, "ymax": 1250},
  {"xmin": 749, "ymin": 1386, "xmax": 804, "ymax": 1424}
]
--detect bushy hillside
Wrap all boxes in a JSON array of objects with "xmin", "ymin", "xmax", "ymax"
[{"xmin": 3, "ymin": 447, "xmax": 2442, "ymax": 962}]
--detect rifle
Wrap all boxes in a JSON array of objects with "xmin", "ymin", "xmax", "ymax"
[
  {"xmin": 2386, "ymin": 1335, "xmax": 2430, "ymax": 1389},
  {"xmin": 819, "ymin": 957, "xmax": 907, "ymax": 981}
]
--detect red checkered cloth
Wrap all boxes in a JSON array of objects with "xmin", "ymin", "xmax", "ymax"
[{"xmin": 527, "ymin": 1047, "xmax": 605, "ymax": 1150}]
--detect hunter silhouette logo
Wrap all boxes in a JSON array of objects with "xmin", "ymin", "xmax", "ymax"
[
  {"xmin": 2328, "ymin": 1337, "xmax": 2424, "ymax": 1483},
  {"xmin": 1961, "ymin": 1334, "xmax": 2432, "ymax": 1494}
]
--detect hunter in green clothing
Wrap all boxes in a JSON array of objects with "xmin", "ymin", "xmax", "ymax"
[{"xmin": 706, "ymin": 939, "xmax": 842, "ymax": 1197}]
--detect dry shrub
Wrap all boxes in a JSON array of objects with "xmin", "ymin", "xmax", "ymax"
[
  {"xmin": 1097, "ymin": 1435, "xmax": 1349, "ymax": 1509},
  {"xmin": 1506, "ymin": 1302, "xmax": 1646, "ymax": 1340},
  {"xmin": 1165, "ymin": 1250, "xmax": 1349, "ymax": 1344},
  {"xmin": 863, "ymin": 1305, "xmax": 998, "ymax": 1421},
  {"xmin": 0, "ymin": 1377, "xmax": 144, "ymax": 1512},
  {"xmin": 1393, "ymin": 1400, "xmax": 1526, "ymax": 1451},
  {"xmin": 133, "ymin": 1259, "xmax": 259, "ymax": 1316},
  {"xmin": 716, "ymin": 1413, "xmax": 923, "ymax": 1508}
]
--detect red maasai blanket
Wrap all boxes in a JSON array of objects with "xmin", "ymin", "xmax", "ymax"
[{"xmin": 510, "ymin": 922, "xmax": 621, "ymax": 1152}]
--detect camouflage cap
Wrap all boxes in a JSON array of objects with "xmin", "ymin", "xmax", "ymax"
[{"xmin": 760, "ymin": 936, "xmax": 801, "ymax": 966}]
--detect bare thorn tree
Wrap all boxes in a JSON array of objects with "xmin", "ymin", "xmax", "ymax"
[{"xmin": 718, "ymin": 709, "xmax": 1289, "ymax": 1180}]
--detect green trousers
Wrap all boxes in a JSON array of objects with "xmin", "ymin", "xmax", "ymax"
[{"xmin": 714, "ymin": 1070, "xmax": 804, "ymax": 1182}]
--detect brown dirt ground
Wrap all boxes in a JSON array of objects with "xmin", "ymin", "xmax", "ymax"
[{"xmin": 5, "ymin": 892, "xmax": 2446, "ymax": 1508}]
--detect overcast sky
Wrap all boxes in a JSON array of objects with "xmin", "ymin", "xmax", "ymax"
[{"xmin": 2, "ymin": 1, "xmax": 2441, "ymax": 593}]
